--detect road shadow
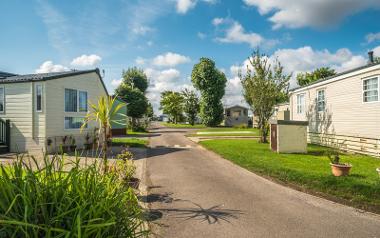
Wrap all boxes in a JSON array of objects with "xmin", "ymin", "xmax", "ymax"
[
  {"xmin": 117, "ymin": 133, "xmax": 161, "ymax": 138},
  {"xmin": 140, "ymin": 191, "xmax": 243, "ymax": 224},
  {"xmin": 147, "ymin": 147, "xmax": 185, "ymax": 158}
]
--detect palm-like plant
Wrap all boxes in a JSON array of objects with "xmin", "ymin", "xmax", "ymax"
[{"xmin": 81, "ymin": 95, "xmax": 126, "ymax": 170}]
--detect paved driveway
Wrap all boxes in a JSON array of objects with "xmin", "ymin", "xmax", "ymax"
[{"xmin": 144, "ymin": 122, "xmax": 380, "ymax": 238}]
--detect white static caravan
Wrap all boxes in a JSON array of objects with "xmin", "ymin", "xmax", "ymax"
[
  {"xmin": 0, "ymin": 69, "xmax": 108, "ymax": 153},
  {"xmin": 289, "ymin": 57, "xmax": 380, "ymax": 157}
]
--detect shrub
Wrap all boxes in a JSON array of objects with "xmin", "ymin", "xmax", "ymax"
[
  {"xmin": 233, "ymin": 124, "xmax": 248, "ymax": 129},
  {"xmin": 0, "ymin": 154, "xmax": 148, "ymax": 237}
]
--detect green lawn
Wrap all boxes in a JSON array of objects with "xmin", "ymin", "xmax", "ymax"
[
  {"xmin": 162, "ymin": 122, "xmax": 207, "ymax": 128},
  {"xmin": 112, "ymin": 137, "xmax": 148, "ymax": 148},
  {"xmin": 188, "ymin": 127, "xmax": 260, "ymax": 137},
  {"xmin": 197, "ymin": 127, "xmax": 258, "ymax": 132},
  {"xmin": 200, "ymin": 139, "xmax": 380, "ymax": 212}
]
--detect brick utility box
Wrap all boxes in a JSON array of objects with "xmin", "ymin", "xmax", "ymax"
[{"xmin": 270, "ymin": 119, "xmax": 308, "ymax": 153}]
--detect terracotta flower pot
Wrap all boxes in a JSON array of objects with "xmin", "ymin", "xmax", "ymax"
[{"xmin": 330, "ymin": 163, "xmax": 352, "ymax": 177}]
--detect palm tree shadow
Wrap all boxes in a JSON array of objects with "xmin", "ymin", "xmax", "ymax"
[
  {"xmin": 167, "ymin": 202, "xmax": 243, "ymax": 224},
  {"xmin": 144, "ymin": 200, "xmax": 243, "ymax": 224}
]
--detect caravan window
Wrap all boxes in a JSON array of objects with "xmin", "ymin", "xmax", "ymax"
[
  {"xmin": 296, "ymin": 93, "xmax": 305, "ymax": 114},
  {"xmin": 363, "ymin": 77, "xmax": 378, "ymax": 102},
  {"xmin": 36, "ymin": 84, "xmax": 43, "ymax": 112},
  {"xmin": 317, "ymin": 89, "xmax": 325, "ymax": 112}
]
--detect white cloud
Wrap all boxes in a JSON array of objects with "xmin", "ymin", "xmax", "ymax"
[
  {"xmin": 132, "ymin": 25, "xmax": 154, "ymax": 35},
  {"xmin": 212, "ymin": 17, "xmax": 224, "ymax": 26},
  {"xmin": 197, "ymin": 32, "xmax": 206, "ymax": 39},
  {"xmin": 366, "ymin": 32, "xmax": 380, "ymax": 44},
  {"xmin": 70, "ymin": 54, "xmax": 102, "ymax": 67},
  {"xmin": 36, "ymin": 1, "xmax": 71, "ymax": 52},
  {"xmin": 152, "ymin": 52, "xmax": 191, "ymax": 67},
  {"xmin": 272, "ymin": 47, "xmax": 367, "ymax": 76},
  {"xmin": 135, "ymin": 57, "xmax": 146, "ymax": 65},
  {"xmin": 175, "ymin": 0, "xmax": 217, "ymax": 14},
  {"xmin": 35, "ymin": 61, "xmax": 69, "ymax": 73},
  {"xmin": 231, "ymin": 46, "xmax": 368, "ymax": 88},
  {"xmin": 243, "ymin": 0, "xmax": 380, "ymax": 29},
  {"xmin": 176, "ymin": 0, "xmax": 196, "ymax": 14},
  {"xmin": 145, "ymin": 67, "xmax": 193, "ymax": 113},
  {"xmin": 214, "ymin": 18, "xmax": 278, "ymax": 48},
  {"xmin": 111, "ymin": 78, "xmax": 122, "ymax": 87}
]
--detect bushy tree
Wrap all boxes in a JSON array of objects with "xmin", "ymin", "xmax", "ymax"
[
  {"xmin": 121, "ymin": 67, "xmax": 148, "ymax": 93},
  {"xmin": 296, "ymin": 67, "xmax": 336, "ymax": 87},
  {"xmin": 116, "ymin": 67, "xmax": 150, "ymax": 131},
  {"xmin": 145, "ymin": 102, "xmax": 154, "ymax": 120},
  {"xmin": 191, "ymin": 58, "xmax": 226, "ymax": 127},
  {"xmin": 182, "ymin": 89, "xmax": 199, "ymax": 125},
  {"xmin": 160, "ymin": 91, "xmax": 184, "ymax": 124},
  {"xmin": 116, "ymin": 86, "xmax": 148, "ymax": 130},
  {"xmin": 240, "ymin": 50, "xmax": 290, "ymax": 143}
]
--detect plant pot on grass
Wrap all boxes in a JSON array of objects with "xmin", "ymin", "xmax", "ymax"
[
  {"xmin": 327, "ymin": 148, "xmax": 352, "ymax": 177},
  {"xmin": 330, "ymin": 163, "xmax": 352, "ymax": 177}
]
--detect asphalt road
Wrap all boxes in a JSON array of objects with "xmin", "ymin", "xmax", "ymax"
[{"xmin": 144, "ymin": 122, "xmax": 380, "ymax": 238}]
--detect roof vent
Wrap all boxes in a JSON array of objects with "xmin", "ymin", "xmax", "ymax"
[{"xmin": 368, "ymin": 51, "xmax": 374, "ymax": 64}]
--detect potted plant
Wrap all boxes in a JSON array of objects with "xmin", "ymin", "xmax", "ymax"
[
  {"xmin": 327, "ymin": 148, "xmax": 352, "ymax": 176},
  {"xmin": 84, "ymin": 133, "xmax": 92, "ymax": 150},
  {"xmin": 69, "ymin": 135, "xmax": 76, "ymax": 152},
  {"xmin": 116, "ymin": 148, "xmax": 140, "ymax": 189},
  {"xmin": 60, "ymin": 135, "xmax": 69, "ymax": 153}
]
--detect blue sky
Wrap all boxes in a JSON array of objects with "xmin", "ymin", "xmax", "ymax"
[{"xmin": 1, "ymin": 0, "xmax": 380, "ymax": 112}]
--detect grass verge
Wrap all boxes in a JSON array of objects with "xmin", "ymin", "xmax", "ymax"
[
  {"xmin": 162, "ymin": 123, "xmax": 206, "ymax": 128},
  {"xmin": 112, "ymin": 137, "xmax": 148, "ymax": 148},
  {"xmin": 188, "ymin": 127, "xmax": 260, "ymax": 137},
  {"xmin": 200, "ymin": 139, "xmax": 380, "ymax": 212}
]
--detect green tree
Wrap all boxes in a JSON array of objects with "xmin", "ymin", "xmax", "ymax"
[
  {"xmin": 146, "ymin": 102, "xmax": 154, "ymax": 119},
  {"xmin": 121, "ymin": 67, "xmax": 148, "ymax": 93},
  {"xmin": 182, "ymin": 89, "xmax": 199, "ymax": 125},
  {"xmin": 81, "ymin": 96, "xmax": 125, "ymax": 170},
  {"xmin": 191, "ymin": 58, "xmax": 226, "ymax": 127},
  {"xmin": 116, "ymin": 86, "xmax": 148, "ymax": 130},
  {"xmin": 160, "ymin": 91, "xmax": 184, "ymax": 124},
  {"xmin": 116, "ymin": 68, "xmax": 150, "ymax": 131},
  {"xmin": 240, "ymin": 50, "xmax": 290, "ymax": 143},
  {"xmin": 296, "ymin": 67, "xmax": 336, "ymax": 87}
]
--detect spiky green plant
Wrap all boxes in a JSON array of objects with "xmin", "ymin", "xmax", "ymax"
[
  {"xmin": 0, "ymin": 154, "xmax": 148, "ymax": 237},
  {"xmin": 81, "ymin": 95, "xmax": 126, "ymax": 170}
]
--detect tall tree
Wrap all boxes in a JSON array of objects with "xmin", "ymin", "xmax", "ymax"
[
  {"xmin": 145, "ymin": 102, "xmax": 154, "ymax": 120},
  {"xmin": 296, "ymin": 67, "xmax": 336, "ymax": 87},
  {"xmin": 191, "ymin": 58, "xmax": 226, "ymax": 127},
  {"xmin": 116, "ymin": 68, "xmax": 149, "ymax": 131},
  {"xmin": 160, "ymin": 91, "xmax": 184, "ymax": 124},
  {"xmin": 121, "ymin": 67, "xmax": 148, "ymax": 93},
  {"xmin": 240, "ymin": 50, "xmax": 290, "ymax": 143},
  {"xmin": 116, "ymin": 86, "xmax": 148, "ymax": 130},
  {"xmin": 182, "ymin": 89, "xmax": 200, "ymax": 125}
]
